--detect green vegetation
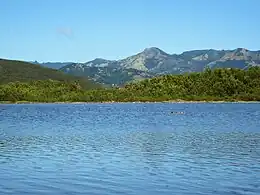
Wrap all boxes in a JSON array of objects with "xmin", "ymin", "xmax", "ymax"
[
  {"xmin": 0, "ymin": 66, "xmax": 260, "ymax": 103},
  {"xmin": 0, "ymin": 59, "xmax": 100, "ymax": 89},
  {"xmin": 60, "ymin": 65, "xmax": 155, "ymax": 87}
]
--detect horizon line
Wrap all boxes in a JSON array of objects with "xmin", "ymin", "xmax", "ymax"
[{"xmin": 1, "ymin": 46, "xmax": 259, "ymax": 64}]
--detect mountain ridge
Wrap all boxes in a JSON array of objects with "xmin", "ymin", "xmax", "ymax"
[{"xmin": 42, "ymin": 47, "xmax": 260, "ymax": 86}]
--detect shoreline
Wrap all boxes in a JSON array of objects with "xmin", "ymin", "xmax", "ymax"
[{"xmin": 1, "ymin": 100, "xmax": 259, "ymax": 104}]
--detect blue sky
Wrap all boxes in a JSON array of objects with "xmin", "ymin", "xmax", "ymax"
[{"xmin": 1, "ymin": 0, "xmax": 259, "ymax": 62}]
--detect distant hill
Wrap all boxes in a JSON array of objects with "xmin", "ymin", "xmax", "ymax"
[
  {"xmin": 31, "ymin": 61, "xmax": 72, "ymax": 69},
  {"xmin": 59, "ymin": 47, "xmax": 260, "ymax": 86},
  {"xmin": 0, "ymin": 59, "xmax": 100, "ymax": 89},
  {"xmin": 60, "ymin": 65, "xmax": 155, "ymax": 86}
]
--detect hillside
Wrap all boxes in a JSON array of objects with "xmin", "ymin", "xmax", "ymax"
[
  {"xmin": 59, "ymin": 47, "xmax": 260, "ymax": 86},
  {"xmin": 1, "ymin": 67, "xmax": 260, "ymax": 102},
  {"xmin": 121, "ymin": 67, "xmax": 260, "ymax": 101},
  {"xmin": 0, "ymin": 59, "xmax": 100, "ymax": 89},
  {"xmin": 60, "ymin": 65, "xmax": 155, "ymax": 86},
  {"xmin": 31, "ymin": 61, "xmax": 73, "ymax": 69}
]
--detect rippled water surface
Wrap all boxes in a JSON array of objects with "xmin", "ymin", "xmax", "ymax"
[{"xmin": 0, "ymin": 103, "xmax": 260, "ymax": 195}]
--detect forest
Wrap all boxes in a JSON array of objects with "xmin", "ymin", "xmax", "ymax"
[{"xmin": 0, "ymin": 66, "xmax": 260, "ymax": 103}]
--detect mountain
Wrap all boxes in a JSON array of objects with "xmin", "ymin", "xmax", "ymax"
[
  {"xmin": 60, "ymin": 64, "xmax": 155, "ymax": 86},
  {"xmin": 31, "ymin": 61, "xmax": 73, "ymax": 69},
  {"xmin": 59, "ymin": 47, "xmax": 260, "ymax": 86},
  {"xmin": 0, "ymin": 59, "xmax": 100, "ymax": 89},
  {"xmin": 207, "ymin": 48, "xmax": 260, "ymax": 69}
]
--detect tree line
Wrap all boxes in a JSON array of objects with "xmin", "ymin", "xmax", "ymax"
[{"xmin": 0, "ymin": 67, "xmax": 260, "ymax": 103}]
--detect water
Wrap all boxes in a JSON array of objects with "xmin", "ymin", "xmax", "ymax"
[{"xmin": 0, "ymin": 103, "xmax": 260, "ymax": 195}]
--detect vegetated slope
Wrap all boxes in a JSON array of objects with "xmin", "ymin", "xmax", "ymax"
[
  {"xmin": 0, "ymin": 59, "xmax": 100, "ymax": 89},
  {"xmin": 0, "ymin": 80, "xmax": 86, "ymax": 102},
  {"xmin": 121, "ymin": 67, "xmax": 260, "ymax": 101},
  {"xmin": 1, "ymin": 67, "xmax": 259, "ymax": 102},
  {"xmin": 60, "ymin": 47, "xmax": 260, "ymax": 86},
  {"xmin": 31, "ymin": 61, "xmax": 73, "ymax": 69},
  {"xmin": 60, "ymin": 65, "xmax": 155, "ymax": 86}
]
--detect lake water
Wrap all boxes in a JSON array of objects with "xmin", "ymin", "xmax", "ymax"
[{"xmin": 0, "ymin": 103, "xmax": 260, "ymax": 195}]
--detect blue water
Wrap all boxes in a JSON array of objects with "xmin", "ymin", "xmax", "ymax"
[{"xmin": 0, "ymin": 103, "xmax": 260, "ymax": 195}]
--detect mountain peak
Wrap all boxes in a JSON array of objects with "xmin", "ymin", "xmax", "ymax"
[
  {"xmin": 142, "ymin": 47, "xmax": 169, "ymax": 56},
  {"xmin": 91, "ymin": 58, "xmax": 110, "ymax": 63},
  {"xmin": 144, "ymin": 47, "xmax": 161, "ymax": 51},
  {"xmin": 234, "ymin": 48, "xmax": 248, "ymax": 53},
  {"xmin": 94, "ymin": 58, "xmax": 107, "ymax": 61}
]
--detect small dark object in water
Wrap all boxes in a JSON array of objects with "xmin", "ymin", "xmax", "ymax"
[{"xmin": 171, "ymin": 111, "xmax": 185, "ymax": 114}]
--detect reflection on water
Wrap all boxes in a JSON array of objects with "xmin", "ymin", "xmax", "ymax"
[{"xmin": 0, "ymin": 103, "xmax": 260, "ymax": 195}]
